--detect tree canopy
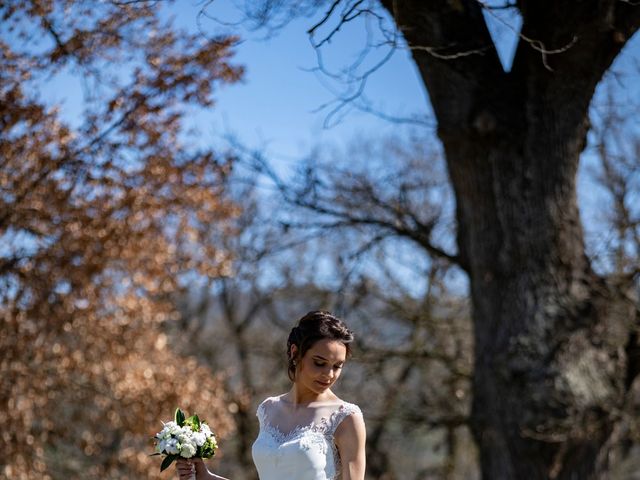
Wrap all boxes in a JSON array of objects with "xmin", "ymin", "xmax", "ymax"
[{"xmin": 1, "ymin": 1, "xmax": 242, "ymax": 477}]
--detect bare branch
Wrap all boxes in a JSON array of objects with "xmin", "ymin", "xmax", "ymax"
[
  {"xmin": 309, "ymin": 0, "xmax": 367, "ymax": 48},
  {"xmin": 307, "ymin": 0, "xmax": 343, "ymax": 37},
  {"xmin": 409, "ymin": 43, "xmax": 493, "ymax": 60}
]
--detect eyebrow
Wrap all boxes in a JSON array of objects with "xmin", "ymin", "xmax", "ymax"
[{"xmin": 313, "ymin": 355, "xmax": 344, "ymax": 364}]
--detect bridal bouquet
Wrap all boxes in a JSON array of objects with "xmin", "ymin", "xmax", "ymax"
[{"xmin": 153, "ymin": 407, "xmax": 218, "ymax": 472}]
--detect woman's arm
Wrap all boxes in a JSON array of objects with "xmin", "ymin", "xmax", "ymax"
[{"xmin": 334, "ymin": 413, "xmax": 367, "ymax": 480}]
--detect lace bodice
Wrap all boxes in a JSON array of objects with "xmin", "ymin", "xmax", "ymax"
[{"xmin": 251, "ymin": 395, "xmax": 362, "ymax": 480}]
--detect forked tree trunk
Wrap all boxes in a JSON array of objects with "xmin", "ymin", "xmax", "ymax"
[
  {"xmin": 381, "ymin": 1, "xmax": 640, "ymax": 478},
  {"xmin": 445, "ymin": 115, "xmax": 634, "ymax": 479}
]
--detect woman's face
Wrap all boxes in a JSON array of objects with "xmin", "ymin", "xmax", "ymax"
[{"xmin": 294, "ymin": 339, "xmax": 347, "ymax": 395}]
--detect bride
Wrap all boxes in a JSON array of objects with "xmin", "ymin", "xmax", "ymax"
[{"xmin": 176, "ymin": 310, "xmax": 366, "ymax": 480}]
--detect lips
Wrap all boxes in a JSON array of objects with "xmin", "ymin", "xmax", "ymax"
[{"xmin": 315, "ymin": 380, "xmax": 331, "ymax": 388}]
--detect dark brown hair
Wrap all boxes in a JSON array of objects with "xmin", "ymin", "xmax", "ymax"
[{"xmin": 286, "ymin": 310, "xmax": 354, "ymax": 381}]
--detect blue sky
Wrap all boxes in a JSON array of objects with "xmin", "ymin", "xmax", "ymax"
[
  {"xmin": 37, "ymin": 1, "xmax": 434, "ymax": 172},
  {"xmin": 168, "ymin": 1, "xmax": 433, "ymax": 164}
]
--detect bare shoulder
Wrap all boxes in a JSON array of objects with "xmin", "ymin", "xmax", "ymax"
[
  {"xmin": 334, "ymin": 401, "xmax": 366, "ymax": 479},
  {"xmin": 334, "ymin": 403, "xmax": 366, "ymax": 478}
]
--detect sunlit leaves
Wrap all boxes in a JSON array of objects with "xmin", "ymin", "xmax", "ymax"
[{"xmin": 1, "ymin": 1, "xmax": 242, "ymax": 478}]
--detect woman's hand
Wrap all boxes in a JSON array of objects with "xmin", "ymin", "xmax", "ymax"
[
  {"xmin": 176, "ymin": 458, "xmax": 203, "ymax": 479},
  {"xmin": 176, "ymin": 458, "xmax": 230, "ymax": 480}
]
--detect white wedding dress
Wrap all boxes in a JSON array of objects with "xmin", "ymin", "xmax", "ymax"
[{"xmin": 252, "ymin": 395, "xmax": 362, "ymax": 480}]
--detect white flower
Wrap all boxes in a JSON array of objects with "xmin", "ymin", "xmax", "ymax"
[
  {"xmin": 193, "ymin": 432, "xmax": 206, "ymax": 447},
  {"xmin": 180, "ymin": 442, "xmax": 197, "ymax": 458},
  {"xmin": 177, "ymin": 426, "xmax": 195, "ymax": 444},
  {"xmin": 157, "ymin": 421, "xmax": 181, "ymax": 440},
  {"xmin": 165, "ymin": 438, "xmax": 180, "ymax": 455}
]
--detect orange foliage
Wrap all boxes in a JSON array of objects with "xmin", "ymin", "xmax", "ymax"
[{"xmin": 0, "ymin": 1, "xmax": 242, "ymax": 478}]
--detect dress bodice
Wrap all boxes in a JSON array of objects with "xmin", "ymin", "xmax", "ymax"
[{"xmin": 251, "ymin": 395, "xmax": 362, "ymax": 480}]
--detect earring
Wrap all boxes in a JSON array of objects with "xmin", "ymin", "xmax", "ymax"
[{"xmin": 292, "ymin": 360, "xmax": 297, "ymax": 366}]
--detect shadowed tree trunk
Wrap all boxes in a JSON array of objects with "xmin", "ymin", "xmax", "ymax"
[{"xmin": 379, "ymin": 1, "xmax": 640, "ymax": 478}]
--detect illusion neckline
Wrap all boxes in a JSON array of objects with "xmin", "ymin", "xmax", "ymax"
[{"xmin": 261, "ymin": 402, "xmax": 351, "ymax": 444}]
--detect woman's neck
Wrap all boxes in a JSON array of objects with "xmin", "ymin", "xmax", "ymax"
[{"xmin": 286, "ymin": 384, "xmax": 338, "ymax": 406}]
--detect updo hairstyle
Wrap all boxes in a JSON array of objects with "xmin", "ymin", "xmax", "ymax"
[{"xmin": 286, "ymin": 311, "xmax": 354, "ymax": 381}]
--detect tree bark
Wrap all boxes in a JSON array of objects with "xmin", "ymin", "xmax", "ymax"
[{"xmin": 381, "ymin": 0, "xmax": 640, "ymax": 478}]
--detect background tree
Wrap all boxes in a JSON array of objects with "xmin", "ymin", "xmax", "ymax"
[
  {"xmin": 0, "ymin": 1, "xmax": 242, "ymax": 478},
  {"xmin": 582, "ymin": 83, "xmax": 640, "ymax": 477},
  {"xmin": 197, "ymin": 1, "xmax": 640, "ymax": 477}
]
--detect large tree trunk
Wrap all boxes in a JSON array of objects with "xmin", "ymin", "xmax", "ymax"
[
  {"xmin": 446, "ymin": 109, "xmax": 634, "ymax": 479},
  {"xmin": 381, "ymin": 1, "xmax": 640, "ymax": 477}
]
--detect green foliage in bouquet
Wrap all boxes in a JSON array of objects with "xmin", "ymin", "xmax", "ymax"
[
  {"xmin": 160, "ymin": 454, "xmax": 179, "ymax": 473},
  {"xmin": 199, "ymin": 435, "xmax": 218, "ymax": 458}
]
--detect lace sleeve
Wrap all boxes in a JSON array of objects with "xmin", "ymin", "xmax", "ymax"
[
  {"xmin": 327, "ymin": 402, "xmax": 363, "ymax": 436},
  {"xmin": 256, "ymin": 399, "xmax": 268, "ymax": 427}
]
